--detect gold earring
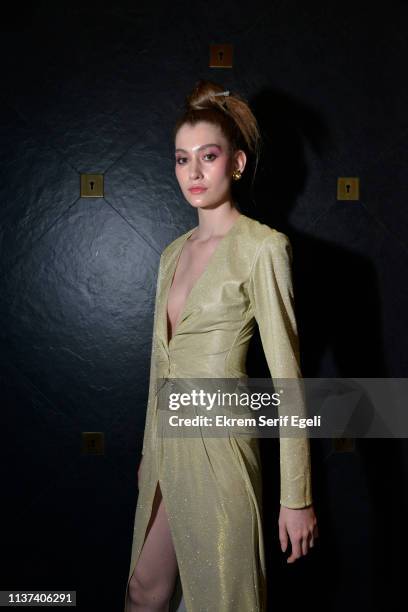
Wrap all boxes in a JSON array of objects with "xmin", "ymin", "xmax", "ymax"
[{"xmin": 232, "ymin": 169, "xmax": 242, "ymax": 181}]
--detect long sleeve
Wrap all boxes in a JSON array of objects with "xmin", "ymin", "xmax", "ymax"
[
  {"xmin": 141, "ymin": 255, "xmax": 163, "ymax": 456},
  {"xmin": 248, "ymin": 231, "xmax": 313, "ymax": 508}
]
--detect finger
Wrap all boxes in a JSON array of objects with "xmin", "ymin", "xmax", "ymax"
[
  {"xmin": 287, "ymin": 539, "xmax": 301, "ymax": 563},
  {"xmin": 302, "ymin": 535, "xmax": 309, "ymax": 555},
  {"xmin": 279, "ymin": 523, "xmax": 288, "ymax": 553}
]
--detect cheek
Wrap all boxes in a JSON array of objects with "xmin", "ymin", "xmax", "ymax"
[
  {"xmin": 209, "ymin": 158, "xmax": 230, "ymax": 182},
  {"xmin": 175, "ymin": 165, "xmax": 185, "ymax": 183}
]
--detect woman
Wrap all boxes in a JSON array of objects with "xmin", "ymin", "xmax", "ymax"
[{"xmin": 124, "ymin": 80, "xmax": 319, "ymax": 612}]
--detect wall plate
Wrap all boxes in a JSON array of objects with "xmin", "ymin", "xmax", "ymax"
[
  {"xmin": 332, "ymin": 437, "xmax": 355, "ymax": 452},
  {"xmin": 82, "ymin": 432, "xmax": 105, "ymax": 455},
  {"xmin": 337, "ymin": 177, "xmax": 359, "ymax": 200},
  {"xmin": 209, "ymin": 44, "xmax": 233, "ymax": 68},
  {"xmin": 80, "ymin": 174, "xmax": 104, "ymax": 197}
]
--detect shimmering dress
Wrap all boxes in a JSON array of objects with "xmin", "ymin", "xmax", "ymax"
[{"xmin": 124, "ymin": 213, "xmax": 312, "ymax": 612}]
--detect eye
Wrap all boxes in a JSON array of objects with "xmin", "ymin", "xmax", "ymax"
[{"xmin": 175, "ymin": 153, "xmax": 217, "ymax": 165}]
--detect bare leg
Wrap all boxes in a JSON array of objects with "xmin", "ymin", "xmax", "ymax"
[{"xmin": 128, "ymin": 483, "xmax": 179, "ymax": 612}]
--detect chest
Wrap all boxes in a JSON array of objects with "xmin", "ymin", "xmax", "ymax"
[{"xmin": 167, "ymin": 237, "xmax": 222, "ymax": 337}]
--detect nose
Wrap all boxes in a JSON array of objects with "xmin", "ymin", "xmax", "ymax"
[{"xmin": 188, "ymin": 157, "xmax": 203, "ymax": 179}]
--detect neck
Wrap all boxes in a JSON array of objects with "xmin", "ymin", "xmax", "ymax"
[{"xmin": 194, "ymin": 203, "xmax": 241, "ymax": 239}]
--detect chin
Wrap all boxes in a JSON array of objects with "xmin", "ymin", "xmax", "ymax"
[
  {"xmin": 190, "ymin": 203, "xmax": 209, "ymax": 211},
  {"xmin": 185, "ymin": 195, "xmax": 207, "ymax": 208},
  {"xmin": 185, "ymin": 198, "xmax": 201, "ymax": 208}
]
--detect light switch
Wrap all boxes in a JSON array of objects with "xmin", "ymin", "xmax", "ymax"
[
  {"xmin": 82, "ymin": 432, "xmax": 105, "ymax": 455},
  {"xmin": 337, "ymin": 177, "xmax": 359, "ymax": 200},
  {"xmin": 209, "ymin": 44, "xmax": 233, "ymax": 68},
  {"xmin": 80, "ymin": 174, "xmax": 104, "ymax": 197}
]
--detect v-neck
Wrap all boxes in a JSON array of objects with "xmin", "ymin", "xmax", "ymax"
[{"xmin": 165, "ymin": 214, "xmax": 244, "ymax": 348}]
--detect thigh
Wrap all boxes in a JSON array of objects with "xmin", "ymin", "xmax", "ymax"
[{"xmin": 131, "ymin": 482, "xmax": 179, "ymax": 591}]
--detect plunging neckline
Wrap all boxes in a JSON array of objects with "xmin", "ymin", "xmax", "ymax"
[{"xmin": 165, "ymin": 214, "xmax": 244, "ymax": 347}]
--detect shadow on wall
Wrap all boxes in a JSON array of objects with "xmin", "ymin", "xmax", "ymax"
[{"xmin": 243, "ymin": 86, "xmax": 397, "ymax": 612}]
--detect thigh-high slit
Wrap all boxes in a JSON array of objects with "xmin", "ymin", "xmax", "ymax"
[{"xmin": 124, "ymin": 479, "xmax": 178, "ymax": 611}]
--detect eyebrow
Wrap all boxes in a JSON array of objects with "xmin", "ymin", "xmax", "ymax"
[{"xmin": 175, "ymin": 143, "xmax": 222, "ymax": 153}]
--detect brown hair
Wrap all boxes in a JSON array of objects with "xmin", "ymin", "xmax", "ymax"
[{"xmin": 173, "ymin": 80, "xmax": 262, "ymax": 192}]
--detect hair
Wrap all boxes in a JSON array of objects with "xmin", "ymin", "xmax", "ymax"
[{"xmin": 173, "ymin": 80, "xmax": 262, "ymax": 199}]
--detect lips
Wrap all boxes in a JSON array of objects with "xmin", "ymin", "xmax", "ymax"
[{"xmin": 189, "ymin": 187, "xmax": 207, "ymax": 193}]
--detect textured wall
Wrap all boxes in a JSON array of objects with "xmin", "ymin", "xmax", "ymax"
[{"xmin": 1, "ymin": 2, "xmax": 407, "ymax": 611}]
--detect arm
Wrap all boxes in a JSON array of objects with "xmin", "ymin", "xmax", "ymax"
[
  {"xmin": 141, "ymin": 254, "xmax": 163, "ymax": 457},
  {"xmin": 248, "ymin": 231, "xmax": 313, "ymax": 508},
  {"xmin": 248, "ymin": 231, "xmax": 318, "ymax": 561}
]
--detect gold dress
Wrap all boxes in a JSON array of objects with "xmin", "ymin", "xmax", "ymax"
[{"xmin": 124, "ymin": 213, "xmax": 313, "ymax": 612}]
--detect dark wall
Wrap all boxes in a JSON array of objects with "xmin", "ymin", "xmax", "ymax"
[{"xmin": 1, "ymin": 2, "xmax": 407, "ymax": 611}]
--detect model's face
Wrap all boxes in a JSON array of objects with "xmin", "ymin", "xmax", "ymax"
[{"xmin": 174, "ymin": 121, "xmax": 237, "ymax": 209}]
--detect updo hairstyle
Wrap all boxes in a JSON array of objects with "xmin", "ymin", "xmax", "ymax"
[{"xmin": 173, "ymin": 80, "xmax": 262, "ymax": 191}]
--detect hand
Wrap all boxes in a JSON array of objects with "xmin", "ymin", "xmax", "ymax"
[{"xmin": 279, "ymin": 504, "xmax": 319, "ymax": 563}]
